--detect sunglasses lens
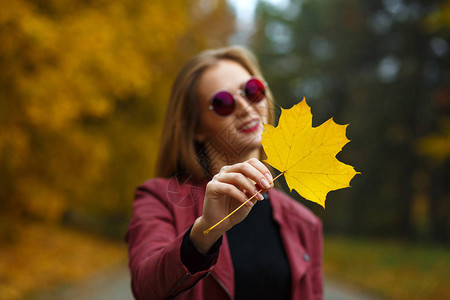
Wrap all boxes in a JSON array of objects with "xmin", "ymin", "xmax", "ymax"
[
  {"xmin": 211, "ymin": 91, "xmax": 235, "ymax": 116},
  {"xmin": 245, "ymin": 78, "xmax": 266, "ymax": 103}
]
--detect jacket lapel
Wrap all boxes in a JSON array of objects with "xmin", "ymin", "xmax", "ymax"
[{"xmin": 269, "ymin": 189, "xmax": 311, "ymax": 292}]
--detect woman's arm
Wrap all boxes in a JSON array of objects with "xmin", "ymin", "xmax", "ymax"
[{"xmin": 126, "ymin": 184, "xmax": 214, "ymax": 300}]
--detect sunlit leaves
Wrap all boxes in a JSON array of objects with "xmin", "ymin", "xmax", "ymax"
[{"xmin": 0, "ymin": 0, "xmax": 234, "ymax": 227}]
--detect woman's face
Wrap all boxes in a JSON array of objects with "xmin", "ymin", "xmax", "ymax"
[{"xmin": 195, "ymin": 59, "xmax": 269, "ymax": 169}]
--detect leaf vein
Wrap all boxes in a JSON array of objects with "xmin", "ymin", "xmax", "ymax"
[{"xmin": 288, "ymin": 176, "xmax": 321, "ymax": 202}]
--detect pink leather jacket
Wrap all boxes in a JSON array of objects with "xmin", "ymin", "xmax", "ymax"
[{"xmin": 126, "ymin": 178, "xmax": 323, "ymax": 299}]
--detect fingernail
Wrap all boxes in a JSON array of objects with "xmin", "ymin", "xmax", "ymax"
[
  {"xmin": 255, "ymin": 191, "xmax": 264, "ymax": 200},
  {"xmin": 260, "ymin": 178, "xmax": 270, "ymax": 189},
  {"xmin": 247, "ymin": 200, "xmax": 254, "ymax": 207},
  {"xmin": 265, "ymin": 172, "xmax": 273, "ymax": 182}
]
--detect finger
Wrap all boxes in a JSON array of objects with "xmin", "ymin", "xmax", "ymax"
[
  {"xmin": 216, "ymin": 173, "xmax": 265, "ymax": 201},
  {"xmin": 242, "ymin": 188, "xmax": 264, "ymax": 202},
  {"xmin": 224, "ymin": 162, "xmax": 272, "ymax": 190},
  {"xmin": 207, "ymin": 181, "xmax": 254, "ymax": 207},
  {"xmin": 246, "ymin": 158, "xmax": 273, "ymax": 184}
]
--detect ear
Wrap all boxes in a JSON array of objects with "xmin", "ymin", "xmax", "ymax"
[{"xmin": 195, "ymin": 130, "xmax": 207, "ymax": 143}]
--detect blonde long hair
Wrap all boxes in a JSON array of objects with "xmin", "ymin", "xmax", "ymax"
[{"xmin": 155, "ymin": 46, "xmax": 275, "ymax": 182}]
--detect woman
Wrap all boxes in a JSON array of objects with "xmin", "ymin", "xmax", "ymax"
[{"xmin": 126, "ymin": 46, "xmax": 323, "ymax": 300}]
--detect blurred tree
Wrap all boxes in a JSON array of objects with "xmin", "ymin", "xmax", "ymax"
[
  {"xmin": 418, "ymin": 0, "xmax": 450, "ymax": 242},
  {"xmin": 0, "ymin": 0, "xmax": 235, "ymax": 240},
  {"xmin": 252, "ymin": 0, "xmax": 449, "ymax": 242}
]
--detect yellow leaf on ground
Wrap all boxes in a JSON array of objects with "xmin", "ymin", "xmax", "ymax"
[{"xmin": 261, "ymin": 98, "xmax": 360, "ymax": 208}]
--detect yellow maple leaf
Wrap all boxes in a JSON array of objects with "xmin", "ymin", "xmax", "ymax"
[
  {"xmin": 261, "ymin": 98, "xmax": 360, "ymax": 208},
  {"xmin": 203, "ymin": 98, "xmax": 359, "ymax": 234}
]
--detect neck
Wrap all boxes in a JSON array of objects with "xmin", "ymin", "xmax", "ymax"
[{"xmin": 202, "ymin": 143, "xmax": 260, "ymax": 177}]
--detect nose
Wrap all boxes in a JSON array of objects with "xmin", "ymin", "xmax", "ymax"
[{"xmin": 234, "ymin": 93, "xmax": 253, "ymax": 117}]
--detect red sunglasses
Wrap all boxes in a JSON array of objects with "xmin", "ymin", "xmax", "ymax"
[{"xmin": 208, "ymin": 77, "xmax": 267, "ymax": 116}]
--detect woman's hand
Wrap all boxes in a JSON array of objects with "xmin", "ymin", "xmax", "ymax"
[{"xmin": 190, "ymin": 158, "xmax": 273, "ymax": 254}]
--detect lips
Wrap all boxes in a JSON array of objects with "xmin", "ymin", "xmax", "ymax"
[{"xmin": 239, "ymin": 119, "xmax": 261, "ymax": 133}]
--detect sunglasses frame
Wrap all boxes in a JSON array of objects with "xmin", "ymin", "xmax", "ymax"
[{"xmin": 208, "ymin": 77, "xmax": 268, "ymax": 117}]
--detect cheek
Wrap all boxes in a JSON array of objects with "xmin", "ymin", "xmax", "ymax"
[
  {"xmin": 200, "ymin": 116, "xmax": 234, "ymax": 142},
  {"xmin": 257, "ymin": 100, "xmax": 269, "ymax": 123}
]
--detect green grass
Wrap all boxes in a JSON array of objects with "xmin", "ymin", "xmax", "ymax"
[{"xmin": 324, "ymin": 236, "xmax": 450, "ymax": 300}]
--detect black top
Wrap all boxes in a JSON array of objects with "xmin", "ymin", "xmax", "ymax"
[{"xmin": 181, "ymin": 193, "xmax": 291, "ymax": 299}]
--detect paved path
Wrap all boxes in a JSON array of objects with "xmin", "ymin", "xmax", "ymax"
[{"xmin": 29, "ymin": 264, "xmax": 378, "ymax": 300}]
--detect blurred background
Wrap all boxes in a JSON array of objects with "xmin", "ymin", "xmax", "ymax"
[{"xmin": 0, "ymin": 0, "xmax": 448, "ymax": 299}]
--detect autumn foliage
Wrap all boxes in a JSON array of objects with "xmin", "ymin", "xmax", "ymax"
[
  {"xmin": 0, "ymin": 1, "xmax": 234, "ymax": 297},
  {"xmin": 0, "ymin": 0, "xmax": 234, "ymax": 232}
]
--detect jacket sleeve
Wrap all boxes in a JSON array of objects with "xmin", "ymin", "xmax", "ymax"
[{"xmin": 125, "ymin": 184, "xmax": 218, "ymax": 300}]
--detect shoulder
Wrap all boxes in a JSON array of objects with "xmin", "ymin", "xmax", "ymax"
[
  {"xmin": 135, "ymin": 177, "xmax": 206, "ymax": 206},
  {"xmin": 134, "ymin": 178, "xmax": 170, "ymax": 202},
  {"xmin": 269, "ymin": 188, "xmax": 321, "ymax": 229},
  {"xmin": 137, "ymin": 178, "xmax": 171, "ymax": 194},
  {"xmin": 138, "ymin": 177, "xmax": 206, "ymax": 189}
]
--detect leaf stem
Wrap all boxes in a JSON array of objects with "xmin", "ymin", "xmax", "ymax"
[{"xmin": 203, "ymin": 172, "xmax": 284, "ymax": 235}]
